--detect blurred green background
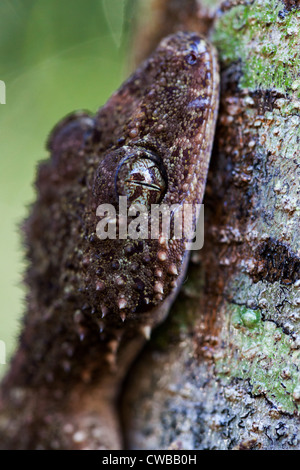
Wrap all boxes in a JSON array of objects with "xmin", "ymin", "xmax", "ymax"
[{"xmin": 0, "ymin": 0, "xmax": 135, "ymax": 376}]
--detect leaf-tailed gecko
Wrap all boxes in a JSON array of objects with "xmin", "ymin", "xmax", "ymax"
[{"xmin": 0, "ymin": 32, "xmax": 219, "ymax": 449}]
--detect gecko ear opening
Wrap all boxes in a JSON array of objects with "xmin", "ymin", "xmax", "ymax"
[{"xmin": 115, "ymin": 147, "xmax": 167, "ymax": 209}]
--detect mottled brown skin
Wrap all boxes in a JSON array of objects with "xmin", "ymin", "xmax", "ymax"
[{"xmin": 0, "ymin": 32, "xmax": 219, "ymax": 449}]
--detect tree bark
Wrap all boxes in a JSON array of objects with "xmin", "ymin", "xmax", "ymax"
[{"xmin": 122, "ymin": 0, "xmax": 300, "ymax": 450}]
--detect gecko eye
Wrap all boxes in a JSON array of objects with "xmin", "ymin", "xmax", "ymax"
[{"xmin": 115, "ymin": 149, "xmax": 167, "ymax": 207}]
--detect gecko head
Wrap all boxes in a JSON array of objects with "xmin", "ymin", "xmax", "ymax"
[
  {"xmin": 36, "ymin": 32, "xmax": 218, "ymax": 341},
  {"xmin": 82, "ymin": 32, "xmax": 219, "ymax": 330}
]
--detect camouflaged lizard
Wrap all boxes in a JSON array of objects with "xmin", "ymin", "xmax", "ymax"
[{"xmin": 0, "ymin": 32, "xmax": 219, "ymax": 449}]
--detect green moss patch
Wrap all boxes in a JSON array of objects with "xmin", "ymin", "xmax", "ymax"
[
  {"xmin": 213, "ymin": 0, "xmax": 300, "ymax": 93},
  {"xmin": 216, "ymin": 303, "xmax": 300, "ymax": 414}
]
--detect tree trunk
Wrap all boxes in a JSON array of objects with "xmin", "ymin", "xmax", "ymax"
[{"xmin": 122, "ymin": 0, "xmax": 300, "ymax": 450}]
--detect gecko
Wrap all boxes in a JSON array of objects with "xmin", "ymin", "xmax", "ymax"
[{"xmin": 0, "ymin": 32, "xmax": 219, "ymax": 449}]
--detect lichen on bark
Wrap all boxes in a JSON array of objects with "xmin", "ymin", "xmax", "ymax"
[
  {"xmin": 213, "ymin": 0, "xmax": 300, "ymax": 92},
  {"xmin": 122, "ymin": 0, "xmax": 300, "ymax": 450}
]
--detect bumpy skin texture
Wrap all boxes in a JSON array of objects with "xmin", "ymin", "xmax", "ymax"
[{"xmin": 0, "ymin": 32, "xmax": 219, "ymax": 449}]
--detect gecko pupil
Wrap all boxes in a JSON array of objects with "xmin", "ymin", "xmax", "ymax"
[{"xmin": 116, "ymin": 150, "xmax": 167, "ymax": 207}]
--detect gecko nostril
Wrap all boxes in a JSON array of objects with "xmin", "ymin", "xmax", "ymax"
[{"xmin": 185, "ymin": 51, "xmax": 198, "ymax": 65}]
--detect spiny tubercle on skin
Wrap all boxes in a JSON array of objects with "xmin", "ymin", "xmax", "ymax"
[{"xmin": 12, "ymin": 32, "xmax": 219, "ymax": 387}]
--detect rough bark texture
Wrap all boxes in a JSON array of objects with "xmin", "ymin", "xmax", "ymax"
[{"xmin": 122, "ymin": 0, "xmax": 300, "ymax": 450}]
